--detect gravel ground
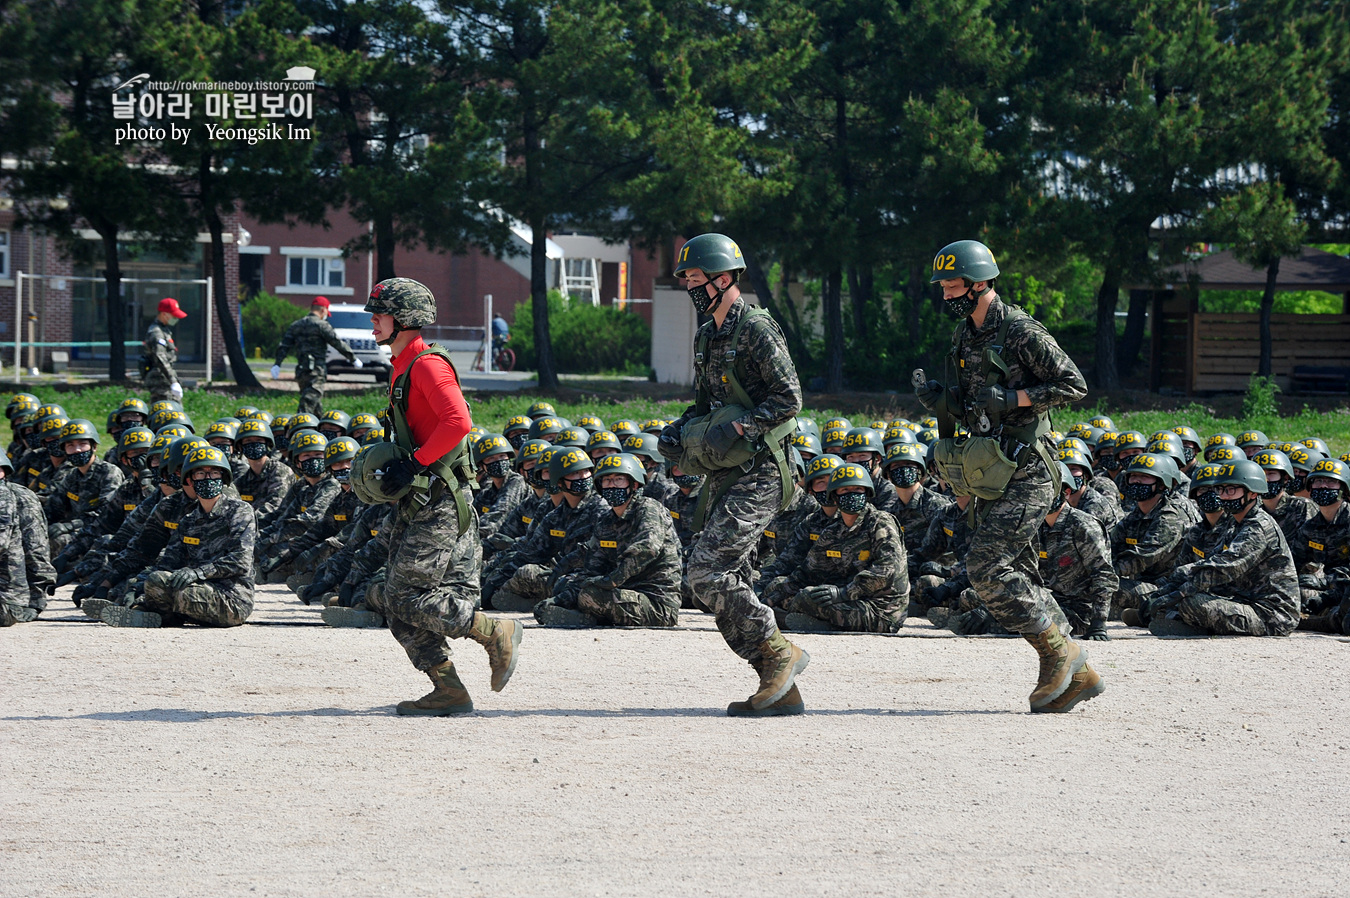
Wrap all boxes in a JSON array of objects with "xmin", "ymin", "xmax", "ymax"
[{"xmin": 4, "ymin": 585, "xmax": 1348, "ymax": 897}]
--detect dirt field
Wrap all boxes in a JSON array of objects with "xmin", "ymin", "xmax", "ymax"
[{"xmin": 3, "ymin": 585, "xmax": 1348, "ymax": 897}]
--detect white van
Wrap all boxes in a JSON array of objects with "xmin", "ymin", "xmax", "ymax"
[{"xmin": 325, "ymin": 303, "xmax": 392, "ymax": 382}]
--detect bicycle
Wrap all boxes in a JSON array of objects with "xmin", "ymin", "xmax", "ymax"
[{"xmin": 471, "ymin": 333, "xmax": 516, "ymax": 372}]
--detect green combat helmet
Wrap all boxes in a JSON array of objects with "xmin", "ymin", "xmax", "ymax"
[
  {"xmin": 593, "ymin": 451, "xmax": 647, "ymax": 486},
  {"xmin": 351, "ymin": 441, "xmax": 412, "ymax": 504},
  {"xmin": 929, "ymin": 240, "xmax": 1000, "ymax": 285},
  {"xmin": 553, "ymin": 427, "xmax": 589, "ymax": 449},
  {"xmin": 182, "ymin": 444, "xmax": 234, "ymax": 486},
  {"xmin": 1212, "ymin": 459, "xmax": 1272, "ymax": 495},
  {"xmin": 826, "ymin": 462, "xmax": 875, "ymax": 500},
  {"xmin": 527, "ymin": 401, "xmax": 556, "ymax": 421},
  {"xmin": 672, "ymin": 233, "xmax": 745, "ymax": 316},
  {"xmin": 586, "ymin": 430, "xmax": 623, "ymax": 456},
  {"xmin": 804, "ymin": 454, "xmax": 845, "ymax": 503},
  {"xmin": 527, "ymin": 417, "xmax": 565, "ymax": 442},
  {"xmin": 472, "ymin": 433, "xmax": 512, "ymax": 467},
  {"xmin": 548, "ymin": 446, "xmax": 595, "ymax": 497},
  {"xmin": 364, "ymin": 277, "xmax": 436, "ymax": 329}
]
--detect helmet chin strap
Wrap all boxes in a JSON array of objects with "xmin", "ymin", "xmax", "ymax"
[{"xmin": 377, "ymin": 321, "xmax": 405, "ymax": 346}]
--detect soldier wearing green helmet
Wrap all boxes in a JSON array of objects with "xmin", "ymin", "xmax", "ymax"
[
  {"xmin": 233, "ymin": 418, "xmax": 296, "ymax": 521},
  {"xmin": 1293, "ymin": 457, "xmax": 1350, "ymax": 633},
  {"xmin": 1251, "ymin": 448, "xmax": 1318, "ymax": 550},
  {"xmin": 45, "ymin": 420, "xmax": 124, "ymax": 556},
  {"xmin": 756, "ymin": 455, "xmax": 843, "ymax": 602},
  {"xmin": 1037, "ymin": 460, "xmax": 1117, "ymax": 643},
  {"xmin": 622, "ymin": 432, "xmax": 676, "ymax": 503},
  {"xmin": 1110, "ymin": 453, "xmax": 1191, "ymax": 623},
  {"xmin": 256, "ymin": 432, "xmax": 342, "ymax": 581},
  {"xmin": 1057, "ymin": 446, "xmax": 1122, "ymax": 532},
  {"xmin": 917, "ymin": 238, "xmax": 1096, "ymax": 712},
  {"xmin": 473, "ymin": 432, "xmax": 529, "ymax": 557},
  {"xmin": 666, "ymin": 232, "xmax": 808, "ymax": 717},
  {"xmin": 1138, "ymin": 459, "xmax": 1299, "ymax": 638},
  {"xmin": 878, "ymin": 441, "xmax": 953, "ymax": 587},
  {"xmin": 757, "ymin": 447, "xmax": 815, "ymax": 570},
  {"xmin": 52, "ymin": 426, "xmax": 158, "ymax": 579},
  {"xmin": 269, "ymin": 437, "xmax": 366, "ymax": 594}
]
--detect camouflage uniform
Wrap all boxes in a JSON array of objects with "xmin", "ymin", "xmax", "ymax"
[
  {"xmin": 485, "ymin": 491, "xmax": 550, "ymax": 554},
  {"xmin": 1165, "ymin": 508, "xmax": 1299, "ymax": 636},
  {"xmin": 761, "ymin": 502, "xmax": 908, "ymax": 632},
  {"xmin": 73, "ymin": 490, "xmax": 163, "ymax": 586},
  {"xmin": 912, "ymin": 500, "xmax": 974, "ymax": 607},
  {"xmin": 265, "ymin": 486, "xmax": 361, "ymax": 583},
  {"xmin": 5, "ymin": 481, "xmax": 54, "ymax": 614},
  {"xmin": 62, "ymin": 471, "xmax": 154, "ymax": 560},
  {"xmin": 1073, "ymin": 485, "xmax": 1123, "ymax": 533},
  {"xmin": 1177, "ymin": 514, "xmax": 1237, "ymax": 569},
  {"xmin": 643, "ymin": 469, "xmax": 679, "ymax": 506},
  {"xmin": 304, "ymin": 502, "xmax": 393, "ymax": 601},
  {"xmin": 758, "ymin": 505, "xmax": 832, "ymax": 583},
  {"xmin": 931, "ymin": 297, "xmax": 1088, "ymax": 636},
  {"xmin": 45, "ymin": 458, "xmax": 124, "ymax": 554},
  {"xmin": 1267, "ymin": 491, "xmax": 1318, "ymax": 554},
  {"xmin": 235, "ymin": 456, "xmax": 296, "ymax": 523},
  {"xmin": 141, "ymin": 495, "xmax": 257, "ymax": 626},
  {"xmin": 0, "ymin": 484, "xmax": 34, "ymax": 626},
  {"xmin": 274, "ymin": 311, "xmax": 356, "ymax": 416},
  {"xmin": 1088, "ymin": 471, "xmax": 1119, "ymax": 502},
  {"xmin": 334, "ymin": 504, "xmax": 395, "ymax": 608},
  {"xmin": 1109, "ymin": 492, "xmax": 1191, "ymax": 615},
  {"xmin": 257, "ymin": 476, "xmax": 342, "ymax": 558},
  {"xmin": 1292, "ymin": 502, "xmax": 1350, "ymax": 617},
  {"xmin": 24, "ymin": 454, "xmax": 61, "ymax": 496},
  {"xmin": 477, "ymin": 471, "xmax": 530, "ymax": 555},
  {"xmin": 673, "ymin": 297, "xmax": 802, "ymax": 663},
  {"xmin": 663, "ymin": 487, "xmax": 701, "ymax": 550},
  {"xmin": 141, "ymin": 321, "xmax": 180, "ymax": 403},
  {"xmin": 756, "ymin": 485, "xmax": 814, "ymax": 570},
  {"xmin": 103, "ymin": 491, "xmax": 196, "ymax": 606},
  {"xmin": 879, "ymin": 482, "xmax": 952, "ymax": 575},
  {"xmin": 489, "ymin": 493, "xmax": 606, "ymax": 606},
  {"xmin": 540, "ymin": 495, "xmax": 682, "ymax": 627},
  {"xmin": 1037, "ymin": 504, "xmax": 1118, "ymax": 634},
  {"xmin": 381, "ymin": 482, "xmax": 483, "ymax": 672}
]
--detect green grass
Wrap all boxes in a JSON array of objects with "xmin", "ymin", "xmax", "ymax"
[{"xmin": 19, "ymin": 384, "xmax": 1350, "ymax": 457}]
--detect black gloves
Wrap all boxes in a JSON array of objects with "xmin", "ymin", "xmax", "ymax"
[
  {"xmin": 705, "ymin": 421, "xmax": 744, "ymax": 457},
  {"xmin": 976, "ymin": 384, "xmax": 1018, "ymax": 416},
  {"xmin": 916, "ymin": 379, "xmax": 944, "ymax": 411},
  {"xmin": 379, "ymin": 457, "xmax": 420, "ymax": 497}
]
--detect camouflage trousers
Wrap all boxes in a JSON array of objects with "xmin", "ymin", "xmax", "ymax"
[
  {"xmin": 1112, "ymin": 578, "xmax": 1165, "ymax": 619},
  {"xmin": 383, "ymin": 485, "xmax": 481, "ymax": 672},
  {"xmin": 1054, "ymin": 591, "xmax": 1096, "ymax": 637},
  {"xmin": 539, "ymin": 576, "xmax": 679, "ymax": 628},
  {"xmin": 280, "ymin": 540, "xmax": 343, "ymax": 594},
  {"xmin": 1173, "ymin": 593, "xmax": 1283, "ymax": 637},
  {"xmin": 967, "ymin": 457, "xmax": 1060, "ymax": 636},
  {"xmin": 142, "ymin": 570, "xmax": 253, "ymax": 627},
  {"xmin": 48, "ymin": 526, "xmax": 78, "ymax": 558},
  {"xmin": 295, "ymin": 368, "xmax": 327, "ymax": 416},
  {"xmin": 910, "ymin": 574, "xmax": 948, "ymax": 610},
  {"xmin": 686, "ymin": 459, "xmax": 782, "ymax": 663},
  {"xmin": 0, "ymin": 599, "xmax": 37, "ymax": 626},
  {"xmin": 788, "ymin": 588, "xmax": 906, "ymax": 634},
  {"xmin": 144, "ymin": 373, "xmax": 175, "ymax": 404}
]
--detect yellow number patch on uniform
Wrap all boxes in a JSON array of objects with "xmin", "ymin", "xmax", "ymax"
[
  {"xmin": 826, "ymin": 549, "xmax": 842, "ymax": 558},
  {"xmin": 721, "ymin": 375, "xmax": 728, "ymax": 383},
  {"xmin": 183, "ymin": 536, "xmax": 200, "ymax": 545},
  {"xmin": 300, "ymin": 506, "xmax": 307, "ymax": 512},
  {"xmin": 481, "ymin": 506, "xmax": 490, "ymax": 514},
  {"xmin": 240, "ymin": 495, "xmax": 254, "ymax": 501},
  {"xmin": 371, "ymin": 529, "xmax": 380, "ymax": 537},
  {"xmin": 809, "ymin": 533, "xmax": 820, "ymax": 541},
  {"xmin": 944, "ymin": 527, "xmax": 954, "ymax": 537},
  {"xmin": 1192, "ymin": 547, "xmax": 1205, "ymax": 558},
  {"xmin": 959, "ymin": 359, "xmax": 965, "ymax": 368},
  {"xmin": 123, "ymin": 503, "xmax": 138, "ymax": 511},
  {"xmin": 764, "ymin": 530, "xmax": 776, "ymax": 539},
  {"xmin": 549, "ymin": 529, "xmax": 566, "ymax": 537},
  {"xmin": 164, "ymin": 521, "xmax": 178, "ymax": 530},
  {"xmin": 27, "ymin": 468, "xmax": 39, "ymax": 476},
  {"xmin": 858, "ymin": 550, "xmax": 870, "ymax": 561},
  {"xmin": 599, "ymin": 540, "xmax": 618, "ymax": 549},
  {"xmin": 1310, "ymin": 540, "xmax": 1325, "ymax": 551},
  {"xmin": 1125, "ymin": 537, "xmax": 1138, "ymax": 545},
  {"xmin": 67, "ymin": 491, "xmax": 80, "ymax": 501},
  {"xmin": 670, "ymin": 511, "xmax": 680, "ymax": 519},
  {"xmin": 1038, "ymin": 550, "xmax": 1048, "ymax": 559},
  {"xmin": 334, "ymin": 514, "xmax": 347, "ymax": 521},
  {"xmin": 521, "ymin": 516, "xmax": 533, "ymax": 525}
]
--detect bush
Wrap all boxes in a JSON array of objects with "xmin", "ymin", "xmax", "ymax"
[
  {"xmin": 1241, "ymin": 374, "xmax": 1281, "ymax": 422},
  {"xmin": 241, "ymin": 290, "xmax": 301, "ymax": 357},
  {"xmin": 509, "ymin": 290, "xmax": 651, "ymax": 375}
]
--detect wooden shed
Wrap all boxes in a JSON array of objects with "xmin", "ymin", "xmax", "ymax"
[{"xmin": 1140, "ymin": 247, "xmax": 1350, "ymax": 394}]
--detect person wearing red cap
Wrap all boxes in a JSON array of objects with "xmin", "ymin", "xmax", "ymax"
[
  {"xmin": 141, "ymin": 298, "xmax": 187, "ymax": 403},
  {"xmin": 272, "ymin": 296, "xmax": 360, "ymax": 416}
]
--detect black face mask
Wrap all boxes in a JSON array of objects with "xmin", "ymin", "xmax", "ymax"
[
  {"xmin": 544, "ymin": 478, "xmax": 559, "ymax": 495},
  {"xmin": 564, "ymin": 475, "xmax": 592, "ymax": 497},
  {"xmin": 67, "ymin": 449, "xmax": 94, "ymax": 468},
  {"xmin": 125, "ymin": 453, "xmax": 149, "ymax": 472},
  {"xmin": 1101, "ymin": 456, "xmax": 1119, "ymax": 472},
  {"xmin": 836, "ymin": 492, "xmax": 869, "ymax": 515},
  {"xmin": 194, "ymin": 477, "xmax": 225, "ymax": 500},
  {"xmin": 1124, "ymin": 481, "xmax": 1157, "ymax": 503},
  {"xmin": 1311, "ymin": 487, "xmax": 1342, "ymax": 508},
  {"xmin": 1183, "ymin": 446, "xmax": 1197, "ymax": 464},
  {"xmin": 507, "ymin": 433, "xmax": 526, "ymax": 450},
  {"xmin": 23, "ymin": 432, "xmax": 42, "ymax": 450},
  {"xmin": 1263, "ymin": 479, "xmax": 1284, "ymax": 500},
  {"xmin": 159, "ymin": 468, "xmax": 181, "ymax": 489},
  {"xmin": 673, "ymin": 473, "xmax": 702, "ymax": 489},
  {"xmin": 332, "ymin": 467, "xmax": 351, "ymax": 483},
  {"xmin": 45, "ymin": 442, "xmax": 64, "ymax": 459},
  {"xmin": 242, "ymin": 442, "xmax": 270, "ymax": 461},
  {"xmin": 1197, "ymin": 490, "xmax": 1223, "ymax": 514},
  {"xmin": 1288, "ymin": 475, "xmax": 1306, "ymax": 493},
  {"xmin": 812, "ymin": 488, "xmax": 831, "ymax": 506},
  {"xmin": 299, "ymin": 457, "xmax": 325, "ymax": 478},
  {"xmin": 485, "ymin": 459, "xmax": 512, "ymax": 479},
  {"xmin": 943, "ymin": 289, "xmax": 978, "ymax": 319},
  {"xmin": 889, "ymin": 466, "xmax": 921, "ymax": 488},
  {"xmin": 687, "ymin": 278, "xmax": 728, "ymax": 316},
  {"xmin": 600, "ymin": 486, "xmax": 633, "ymax": 508},
  {"xmin": 1220, "ymin": 494, "xmax": 1253, "ymax": 514}
]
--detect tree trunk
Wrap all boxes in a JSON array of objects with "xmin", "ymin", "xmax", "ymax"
[
  {"xmin": 847, "ymin": 265, "xmax": 872, "ymax": 344},
  {"xmin": 1259, "ymin": 257, "xmax": 1279, "ymax": 377},
  {"xmin": 1116, "ymin": 288, "xmax": 1151, "ymax": 378},
  {"xmin": 100, "ymin": 229, "xmax": 126, "ymax": 383},
  {"xmin": 744, "ymin": 247, "xmax": 807, "ymax": 361},
  {"xmin": 823, "ymin": 267, "xmax": 844, "ymax": 392},
  {"xmin": 375, "ymin": 210, "xmax": 396, "ymax": 281},
  {"xmin": 523, "ymin": 104, "xmax": 557, "ymax": 391},
  {"xmin": 203, "ymin": 204, "xmax": 261, "ymax": 389},
  {"xmin": 1094, "ymin": 261, "xmax": 1122, "ymax": 391}
]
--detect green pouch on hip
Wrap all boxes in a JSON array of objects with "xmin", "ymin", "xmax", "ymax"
[{"xmin": 932, "ymin": 435, "xmax": 1017, "ymax": 500}]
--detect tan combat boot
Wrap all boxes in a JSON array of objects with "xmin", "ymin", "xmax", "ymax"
[
  {"xmin": 396, "ymin": 661, "xmax": 473, "ymax": 716},
  {"xmin": 1025, "ymin": 622, "xmax": 1085, "ymax": 711},
  {"xmin": 750, "ymin": 630, "xmax": 810, "ymax": 710},
  {"xmin": 728, "ymin": 684, "xmax": 804, "ymax": 717},
  {"xmin": 1037, "ymin": 660, "xmax": 1105, "ymax": 713},
  {"xmin": 471, "ymin": 613, "xmax": 522, "ymax": 692}
]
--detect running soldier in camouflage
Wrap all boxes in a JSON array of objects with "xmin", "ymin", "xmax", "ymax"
[
  {"xmin": 273, "ymin": 297, "xmax": 358, "ymax": 416},
  {"xmin": 1037, "ymin": 465, "xmax": 1117, "ymax": 640},
  {"xmin": 918, "ymin": 239, "xmax": 1098, "ymax": 712}
]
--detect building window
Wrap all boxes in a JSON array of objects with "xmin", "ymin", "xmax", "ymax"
[
  {"xmin": 0, "ymin": 231, "xmax": 9, "ymax": 278},
  {"xmin": 288, "ymin": 255, "xmax": 344, "ymax": 288}
]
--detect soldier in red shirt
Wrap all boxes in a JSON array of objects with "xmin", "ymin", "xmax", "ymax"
[{"xmin": 362, "ymin": 278, "xmax": 522, "ymax": 716}]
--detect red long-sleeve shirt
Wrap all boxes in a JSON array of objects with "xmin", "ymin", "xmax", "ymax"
[{"xmin": 389, "ymin": 335, "xmax": 473, "ymax": 467}]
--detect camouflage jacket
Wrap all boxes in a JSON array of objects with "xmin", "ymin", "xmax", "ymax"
[
  {"xmin": 760, "ymin": 505, "xmax": 835, "ymax": 581},
  {"xmin": 869, "ymin": 475, "xmax": 897, "ymax": 511},
  {"xmin": 275, "ymin": 311, "xmax": 354, "ymax": 370},
  {"xmin": 0, "ymin": 484, "xmax": 30, "ymax": 611},
  {"xmin": 1073, "ymin": 484, "xmax": 1123, "ymax": 534},
  {"xmin": 920, "ymin": 500, "xmax": 974, "ymax": 574},
  {"xmin": 1088, "ymin": 469, "xmax": 1120, "ymax": 501},
  {"xmin": 23, "ymin": 454, "xmax": 62, "ymax": 495},
  {"xmin": 1177, "ymin": 513, "xmax": 1236, "ymax": 568},
  {"xmin": 155, "ymin": 495, "xmax": 257, "ymax": 596},
  {"xmin": 643, "ymin": 469, "xmax": 679, "ymax": 506},
  {"xmin": 1038, "ymin": 505, "xmax": 1118, "ymax": 603},
  {"xmin": 236, "ymin": 456, "xmax": 296, "ymax": 524},
  {"xmin": 880, "ymin": 483, "xmax": 953, "ymax": 560},
  {"xmin": 45, "ymin": 458, "xmax": 124, "ymax": 528},
  {"xmin": 944, "ymin": 297, "xmax": 1087, "ymax": 435},
  {"xmin": 1292, "ymin": 501, "xmax": 1350, "ymax": 574},
  {"xmin": 2, "ymin": 481, "xmax": 53, "ymax": 608},
  {"xmin": 1266, "ymin": 492, "xmax": 1319, "ymax": 555},
  {"xmin": 672, "ymin": 297, "xmax": 803, "ymax": 446},
  {"xmin": 507, "ymin": 493, "xmax": 607, "ymax": 575},
  {"xmin": 76, "ymin": 489, "xmax": 165, "ymax": 582},
  {"xmin": 580, "ymin": 495, "xmax": 682, "ymax": 605},
  {"xmin": 319, "ymin": 501, "xmax": 391, "ymax": 587},
  {"xmin": 106, "ymin": 491, "xmax": 195, "ymax": 585},
  {"xmin": 492, "ymin": 491, "xmax": 552, "ymax": 549},
  {"xmin": 66, "ymin": 471, "xmax": 155, "ymax": 556},
  {"xmin": 142, "ymin": 321, "xmax": 179, "ymax": 383},
  {"xmin": 283, "ymin": 485, "xmax": 361, "ymax": 557},
  {"xmin": 477, "ymin": 471, "xmax": 531, "ymax": 544},
  {"xmin": 662, "ymin": 487, "xmax": 701, "ymax": 549},
  {"xmin": 790, "ymin": 503, "xmax": 909, "ymax": 610},
  {"xmin": 758, "ymin": 485, "xmax": 815, "ymax": 565},
  {"xmin": 1177, "ymin": 507, "xmax": 1299, "ymax": 635},
  {"xmin": 1110, "ymin": 492, "xmax": 1190, "ymax": 582},
  {"xmin": 261, "ymin": 475, "xmax": 341, "ymax": 542}
]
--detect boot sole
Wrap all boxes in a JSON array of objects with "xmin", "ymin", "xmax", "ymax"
[
  {"xmin": 81, "ymin": 598, "xmax": 113, "ymax": 620},
  {"xmin": 1034, "ymin": 670, "xmax": 1106, "ymax": 714},
  {"xmin": 321, "ymin": 607, "xmax": 385, "ymax": 629},
  {"xmin": 490, "ymin": 591, "xmax": 537, "ymax": 613},
  {"xmin": 101, "ymin": 606, "xmax": 162, "ymax": 628},
  {"xmin": 783, "ymin": 613, "xmax": 836, "ymax": 633},
  {"xmin": 491, "ymin": 620, "xmax": 523, "ymax": 693},
  {"xmin": 396, "ymin": 699, "xmax": 474, "ymax": 717},
  {"xmin": 751, "ymin": 646, "xmax": 810, "ymax": 711},
  {"xmin": 1028, "ymin": 644, "xmax": 1087, "ymax": 711},
  {"xmin": 727, "ymin": 698, "xmax": 805, "ymax": 717}
]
